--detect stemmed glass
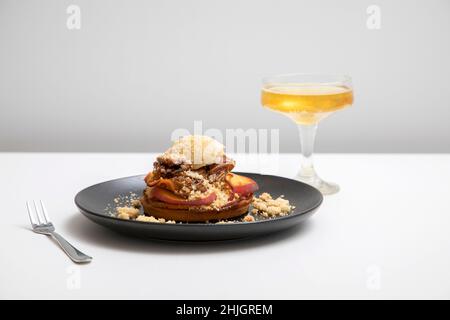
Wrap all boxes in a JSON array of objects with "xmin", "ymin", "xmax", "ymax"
[{"xmin": 261, "ymin": 73, "xmax": 353, "ymax": 195}]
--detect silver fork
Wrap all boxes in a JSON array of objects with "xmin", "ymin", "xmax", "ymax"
[{"xmin": 26, "ymin": 200, "xmax": 92, "ymax": 263}]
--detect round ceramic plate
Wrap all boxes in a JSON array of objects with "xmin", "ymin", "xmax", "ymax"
[{"xmin": 75, "ymin": 172, "xmax": 323, "ymax": 241}]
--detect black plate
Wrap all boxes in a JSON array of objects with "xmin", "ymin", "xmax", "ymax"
[{"xmin": 75, "ymin": 172, "xmax": 323, "ymax": 241}]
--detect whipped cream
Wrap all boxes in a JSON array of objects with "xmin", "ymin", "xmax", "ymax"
[{"xmin": 158, "ymin": 135, "xmax": 225, "ymax": 169}]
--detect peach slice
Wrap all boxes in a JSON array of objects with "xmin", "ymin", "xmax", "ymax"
[
  {"xmin": 145, "ymin": 172, "xmax": 159, "ymax": 186},
  {"xmin": 225, "ymin": 173, "xmax": 259, "ymax": 196},
  {"xmin": 145, "ymin": 177, "xmax": 178, "ymax": 192},
  {"xmin": 150, "ymin": 187, "xmax": 216, "ymax": 206},
  {"xmin": 154, "ymin": 179, "xmax": 177, "ymax": 192}
]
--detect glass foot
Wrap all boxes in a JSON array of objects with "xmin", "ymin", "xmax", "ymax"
[{"xmin": 294, "ymin": 172, "xmax": 340, "ymax": 195}]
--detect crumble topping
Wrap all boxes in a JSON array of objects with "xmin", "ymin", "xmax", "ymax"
[
  {"xmin": 108, "ymin": 192, "xmax": 139, "ymax": 211},
  {"xmin": 209, "ymin": 184, "xmax": 233, "ymax": 209},
  {"xmin": 184, "ymin": 170, "xmax": 204, "ymax": 180},
  {"xmin": 117, "ymin": 213, "xmax": 130, "ymax": 220},
  {"xmin": 136, "ymin": 215, "xmax": 176, "ymax": 224},
  {"xmin": 116, "ymin": 206, "xmax": 140, "ymax": 219},
  {"xmin": 243, "ymin": 215, "xmax": 255, "ymax": 222},
  {"xmin": 149, "ymin": 162, "xmax": 235, "ymax": 199},
  {"xmin": 181, "ymin": 171, "xmax": 236, "ymax": 210},
  {"xmin": 190, "ymin": 181, "xmax": 236, "ymax": 210},
  {"xmin": 131, "ymin": 199, "xmax": 141, "ymax": 208},
  {"xmin": 215, "ymin": 215, "xmax": 255, "ymax": 224},
  {"xmin": 116, "ymin": 206, "xmax": 176, "ymax": 224},
  {"xmin": 252, "ymin": 192, "xmax": 294, "ymax": 217},
  {"xmin": 215, "ymin": 220, "xmax": 236, "ymax": 224}
]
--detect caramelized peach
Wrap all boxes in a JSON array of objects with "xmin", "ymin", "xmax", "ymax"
[
  {"xmin": 150, "ymin": 187, "xmax": 216, "ymax": 206},
  {"xmin": 225, "ymin": 173, "xmax": 259, "ymax": 195},
  {"xmin": 154, "ymin": 179, "xmax": 177, "ymax": 192},
  {"xmin": 145, "ymin": 172, "xmax": 159, "ymax": 186}
]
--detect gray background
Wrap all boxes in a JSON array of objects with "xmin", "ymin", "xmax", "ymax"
[{"xmin": 1, "ymin": 0, "xmax": 449, "ymax": 153}]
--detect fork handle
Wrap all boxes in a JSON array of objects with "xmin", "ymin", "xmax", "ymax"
[{"xmin": 50, "ymin": 232, "xmax": 92, "ymax": 263}]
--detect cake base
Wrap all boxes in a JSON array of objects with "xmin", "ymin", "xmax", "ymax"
[{"xmin": 140, "ymin": 195, "xmax": 252, "ymax": 222}]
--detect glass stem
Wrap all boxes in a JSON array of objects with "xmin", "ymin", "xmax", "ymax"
[{"xmin": 297, "ymin": 123, "xmax": 318, "ymax": 179}]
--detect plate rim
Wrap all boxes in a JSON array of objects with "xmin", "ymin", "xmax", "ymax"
[{"xmin": 74, "ymin": 172, "xmax": 323, "ymax": 227}]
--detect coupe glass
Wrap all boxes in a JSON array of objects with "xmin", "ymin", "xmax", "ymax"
[{"xmin": 261, "ymin": 73, "xmax": 353, "ymax": 195}]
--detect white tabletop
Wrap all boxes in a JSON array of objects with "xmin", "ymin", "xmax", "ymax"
[{"xmin": 1, "ymin": 152, "xmax": 449, "ymax": 299}]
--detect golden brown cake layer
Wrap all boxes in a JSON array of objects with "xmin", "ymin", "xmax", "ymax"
[{"xmin": 140, "ymin": 194, "xmax": 252, "ymax": 222}]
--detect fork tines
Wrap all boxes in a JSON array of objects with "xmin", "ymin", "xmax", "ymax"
[{"xmin": 26, "ymin": 200, "xmax": 50, "ymax": 226}]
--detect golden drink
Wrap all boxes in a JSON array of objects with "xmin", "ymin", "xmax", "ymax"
[{"xmin": 261, "ymin": 84, "xmax": 353, "ymax": 125}]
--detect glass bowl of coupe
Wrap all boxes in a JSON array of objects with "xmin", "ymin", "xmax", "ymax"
[{"xmin": 261, "ymin": 73, "xmax": 354, "ymax": 195}]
